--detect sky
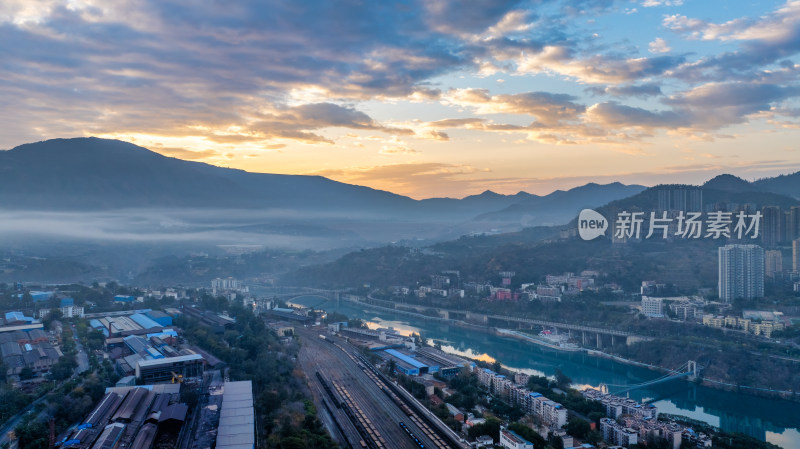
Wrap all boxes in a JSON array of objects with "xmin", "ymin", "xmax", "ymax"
[{"xmin": 1, "ymin": 0, "xmax": 800, "ymax": 199}]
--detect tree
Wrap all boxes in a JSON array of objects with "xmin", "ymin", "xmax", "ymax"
[
  {"xmin": 467, "ymin": 417, "xmax": 501, "ymax": 441},
  {"xmin": 549, "ymin": 434, "xmax": 565, "ymax": 449},
  {"xmin": 508, "ymin": 422, "xmax": 548, "ymax": 449},
  {"xmin": 19, "ymin": 367, "xmax": 35, "ymax": 380},
  {"xmin": 492, "ymin": 360, "xmax": 502, "ymax": 373},
  {"xmin": 565, "ymin": 416, "xmax": 591, "ymax": 439},
  {"xmin": 42, "ymin": 309, "xmax": 63, "ymax": 329},
  {"xmin": 554, "ymin": 368, "xmax": 572, "ymax": 389}
]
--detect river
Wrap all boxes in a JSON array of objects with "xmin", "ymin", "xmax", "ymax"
[{"xmin": 288, "ymin": 296, "xmax": 800, "ymax": 449}]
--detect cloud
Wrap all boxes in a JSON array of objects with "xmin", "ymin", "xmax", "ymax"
[
  {"xmin": 648, "ymin": 38, "xmax": 671, "ymax": 54},
  {"xmin": 662, "ymin": 2, "xmax": 800, "ymax": 83},
  {"xmin": 423, "ymin": 0, "xmax": 526, "ymax": 36},
  {"xmin": 0, "ymin": 0, "xmax": 473, "ymax": 149},
  {"xmin": 513, "ymin": 45, "xmax": 685, "ymax": 84},
  {"xmin": 586, "ymin": 101, "xmax": 686, "ymax": 128},
  {"xmin": 155, "ymin": 147, "xmax": 222, "ymax": 160},
  {"xmin": 313, "ymin": 162, "xmax": 493, "ymax": 198},
  {"xmin": 641, "ymin": 0, "xmax": 683, "ymax": 7},
  {"xmin": 1, "ymin": 0, "xmax": 800, "ymax": 182},
  {"xmin": 445, "ymin": 88, "xmax": 585, "ymax": 124},
  {"xmin": 585, "ymin": 82, "xmax": 800, "ymax": 132},
  {"xmin": 665, "ymin": 2, "xmax": 800, "ymax": 43},
  {"xmin": 587, "ymin": 83, "xmax": 663, "ymax": 98}
]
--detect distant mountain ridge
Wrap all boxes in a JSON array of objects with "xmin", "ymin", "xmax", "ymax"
[
  {"xmin": 0, "ymin": 138, "xmax": 643, "ymax": 223},
  {"xmin": 469, "ymin": 182, "xmax": 648, "ymax": 229},
  {"xmin": 0, "ymin": 138, "xmax": 417, "ymax": 212},
  {"xmin": 1, "ymin": 137, "xmax": 796, "ymax": 229}
]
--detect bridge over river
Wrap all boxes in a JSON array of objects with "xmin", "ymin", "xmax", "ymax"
[{"xmin": 277, "ymin": 292, "xmax": 651, "ymax": 349}]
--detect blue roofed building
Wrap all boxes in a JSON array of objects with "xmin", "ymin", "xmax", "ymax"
[
  {"xmin": 144, "ymin": 310, "xmax": 172, "ymax": 327},
  {"xmin": 60, "ymin": 297, "xmax": 75, "ymax": 307},
  {"xmin": 114, "ymin": 295, "xmax": 136, "ymax": 303},
  {"xmin": 17, "ymin": 291, "xmax": 54, "ymax": 302},
  {"xmin": 4, "ymin": 311, "xmax": 35, "ymax": 325},
  {"xmin": 384, "ymin": 349, "xmax": 429, "ymax": 375},
  {"xmin": 124, "ymin": 335, "xmax": 152, "ymax": 355},
  {"xmin": 130, "ymin": 313, "xmax": 162, "ymax": 330}
]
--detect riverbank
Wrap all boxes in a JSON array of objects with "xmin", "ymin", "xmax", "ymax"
[
  {"xmin": 336, "ymin": 296, "xmax": 800, "ymax": 402},
  {"xmin": 318, "ymin": 296, "xmax": 800, "ymax": 448},
  {"xmin": 496, "ymin": 328, "xmax": 582, "ymax": 352}
]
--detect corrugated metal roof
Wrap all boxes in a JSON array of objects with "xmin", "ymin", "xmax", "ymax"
[
  {"xmin": 159, "ymin": 403, "xmax": 188, "ymax": 423},
  {"xmin": 216, "ymin": 433, "xmax": 255, "ymax": 448},
  {"xmin": 385, "ymin": 349, "xmax": 427, "ymax": 369},
  {"xmin": 136, "ymin": 353, "xmax": 203, "ymax": 367},
  {"xmin": 216, "ymin": 381, "xmax": 254, "ymax": 449},
  {"xmin": 130, "ymin": 313, "xmax": 162, "ymax": 330}
]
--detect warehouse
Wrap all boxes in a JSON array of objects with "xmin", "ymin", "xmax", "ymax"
[
  {"xmin": 383, "ymin": 348, "xmax": 431, "ymax": 375},
  {"xmin": 216, "ymin": 381, "xmax": 255, "ymax": 449},
  {"xmin": 135, "ymin": 353, "xmax": 204, "ymax": 383}
]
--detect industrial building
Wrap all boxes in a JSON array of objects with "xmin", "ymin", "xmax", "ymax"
[
  {"xmin": 144, "ymin": 310, "xmax": 172, "ymax": 327},
  {"xmin": 55, "ymin": 384, "xmax": 187, "ymax": 449},
  {"xmin": 87, "ymin": 310, "xmax": 204, "ymax": 382},
  {"xmin": 1, "ymin": 327, "xmax": 62, "ymax": 377},
  {"xmin": 216, "ymin": 381, "xmax": 255, "ymax": 449},
  {"xmin": 267, "ymin": 307, "xmax": 314, "ymax": 325},
  {"xmin": 135, "ymin": 353, "xmax": 205, "ymax": 383},
  {"xmin": 183, "ymin": 306, "xmax": 237, "ymax": 333}
]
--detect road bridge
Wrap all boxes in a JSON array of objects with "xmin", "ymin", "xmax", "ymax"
[
  {"xmin": 601, "ymin": 361, "xmax": 699, "ymax": 397},
  {"xmin": 283, "ymin": 292, "xmax": 649, "ymax": 349}
]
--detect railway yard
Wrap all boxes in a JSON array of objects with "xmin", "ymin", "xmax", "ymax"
[{"xmin": 296, "ymin": 326, "xmax": 468, "ymax": 449}]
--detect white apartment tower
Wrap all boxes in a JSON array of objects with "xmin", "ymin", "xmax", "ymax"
[{"xmin": 718, "ymin": 244, "xmax": 764, "ymax": 302}]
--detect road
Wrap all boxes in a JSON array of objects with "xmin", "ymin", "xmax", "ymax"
[
  {"xmin": 296, "ymin": 326, "xmax": 446, "ymax": 449},
  {"xmin": 75, "ymin": 338, "xmax": 90, "ymax": 374}
]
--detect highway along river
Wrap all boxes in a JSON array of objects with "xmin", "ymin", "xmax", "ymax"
[{"xmin": 289, "ymin": 297, "xmax": 800, "ymax": 449}]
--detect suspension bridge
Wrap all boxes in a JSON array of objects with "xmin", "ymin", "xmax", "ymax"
[{"xmin": 599, "ymin": 360, "xmax": 699, "ymax": 397}]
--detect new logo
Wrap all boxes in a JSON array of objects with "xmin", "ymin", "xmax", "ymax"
[{"xmin": 578, "ymin": 209, "xmax": 608, "ymax": 240}]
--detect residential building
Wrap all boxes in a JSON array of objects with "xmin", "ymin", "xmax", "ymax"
[
  {"xmin": 668, "ymin": 302, "xmax": 698, "ymax": 321},
  {"xmin": 762, "ymin": 206, "xmax": 783, "ymax": 247},
  {"xmin": 718, "ymin": 244, "xmax": 764, "ymax": 302},
  {"xmin": 765, "ymin": 250, "xmax": 783, "ymax": 277},
  {"xmin": 600, "ymin": 418, "xmax": 639, "ymax": 447},
  {"xmin": 793, "ymin": 238, "xmax": 800, "ymax": 273},
  {"xmin": 500, "ymin": 428, "xmax": 534, "ymax": 449},
  {"xmin": 641, "ymin": 296, "xmax": 663, "ymax": 318},
  {"xmin": 431, "ymin": 274, "xmax": 450, "ymax": 289},
  {"xmin": 657, "ymin": 187, "xmax": 703, "ymax": 212},
  {"xmin": 478, "ymin": 369, "xmax": 566, "ymax": 427},
  {"xmin": 701, "ymin": 314, "xmax": 784, "ymax": 337},
  {"xmin": 475, "ymin": 435, "xmax": 494, "ymax": 448}
]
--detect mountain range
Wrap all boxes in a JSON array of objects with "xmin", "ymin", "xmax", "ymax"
[
  {"xmin": 0, "ymin": 137, "xmax": 798, "ymax": 282},
  {"xmin": 0, "ymin": 138, "xmax": 649, "ymax": 224}
]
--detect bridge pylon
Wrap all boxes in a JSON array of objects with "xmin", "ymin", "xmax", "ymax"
[{"xmin": 687, "ymin": 360, "xmax": 698, "ymax": 381}]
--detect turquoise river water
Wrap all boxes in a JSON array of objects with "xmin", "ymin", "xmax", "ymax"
[{"xmin": 288, "ymin": 296, "xmax": 800, "ymax": 449}]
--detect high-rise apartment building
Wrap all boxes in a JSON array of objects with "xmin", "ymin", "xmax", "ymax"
[
  {"xmin": 718, "ymin": 244, "xmax": 764, "ymax": 302},
  {"xmin": 761, "ymin": 206, "xmax": 783, "ymax": 247},
  {"xmin": 793, "ymin": 238, "xmax": 800, "ymax": 274},
  {"xmin": 787, "ymin": 206, "xmax": 800, "ymax": 241},
  {"xmin": 764, "ymin": 250, "xmax": 783, "ymax": 278},
  {"xmin": 657, "ymin": 187, "xmax": 703, "ymax": 212}
]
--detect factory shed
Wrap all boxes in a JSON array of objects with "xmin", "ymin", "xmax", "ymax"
[{"xmin": 216, "ymin": 381, "xmax": 255, "ymax": 449}]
